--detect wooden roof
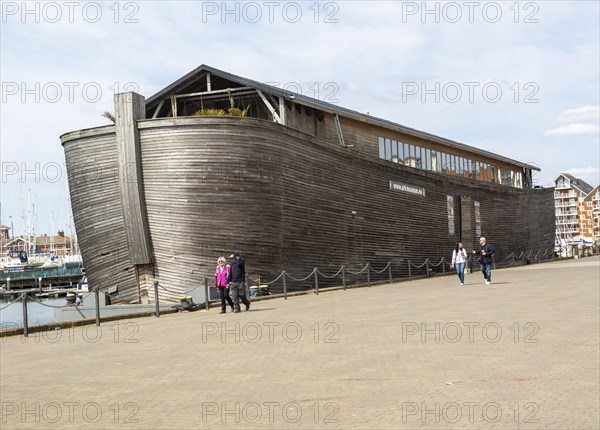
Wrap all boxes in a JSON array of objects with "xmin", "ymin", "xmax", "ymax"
[{"xmin": 146, "ymin": 64, "xmax": 541, "ymax": 172}]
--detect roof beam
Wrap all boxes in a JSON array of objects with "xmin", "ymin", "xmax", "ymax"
[
  {"xmin": 151, "ymin": 99, "xmax": 165, "ymax": 119},
  {"xmin": 174, "ymin": 87, "xmax": 252, "ymax": 100},
  {"xmin": 334, "ymin": 114, "xmax": 346, "ymax": 147},
  {"xmin": 279, "ymin": 97, "xmax": 286, "ymax": 126},
  {"xmin": 256, "ymin": 89, "xmax": 281, "ymax": 123}
]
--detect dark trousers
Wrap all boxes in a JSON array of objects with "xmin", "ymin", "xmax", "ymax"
[
  {"xmin": 480, "ymin": 263, "xmax": 492, "ymax": 282},
  {"xmin": 217, "ymin": 286, "xmax": 234, "ymax": 312},
  {"xmin": 230, "ymin": 281, "xmax": 250, "ymax": 311}
]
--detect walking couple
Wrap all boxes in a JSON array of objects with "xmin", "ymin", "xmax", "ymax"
[
  {"xmin": 451, "ymin": 237, "xmax": 495, "ymax": 286},
  {"xmin": 214, "ymin": 252, "xmax": 250, "ymax": 313}
]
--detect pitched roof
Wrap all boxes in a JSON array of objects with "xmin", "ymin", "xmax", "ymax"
[
  {"xmin": 558, "ymin": 173, "xmax": 595, "ymax": 194},
  {"xmin": 146, "ymin": 64, "xmax": 540, "ymax": 171},
  {"xmin": 584, "ymin": 185, "xmax": 600, "ymax": 201}
]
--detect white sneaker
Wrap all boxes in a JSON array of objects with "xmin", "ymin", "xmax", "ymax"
[
  {"xmin": 485, "ymin": 280, "xmax": 491, "ymax": 285},
  {"xmin": 460, "ymin": 283, "xmax": 464, "ymax": 286}
]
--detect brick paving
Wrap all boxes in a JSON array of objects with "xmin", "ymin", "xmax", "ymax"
[{"xmin": 1, "ymin": 257, "xmax": 599, "ymax": 429}]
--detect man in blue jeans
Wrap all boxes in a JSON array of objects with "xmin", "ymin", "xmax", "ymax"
[{"xmin": 472, "ymin": 237, "xmax": 494, "ymax": 285}]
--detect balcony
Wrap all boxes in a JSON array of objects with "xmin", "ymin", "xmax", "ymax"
[
  {"xmin": 556, "ymin": 228, "xmax": 579, "ymax": 235},
  {"xmin": 554, "ymin": 191, "xmax": 576, "ymax": 198},
  {"xmin": 556, "ymin": 220, "xmax": 578, "ymax": 226},
  {"xmin": 555, "ymin": 201, "xmax": 577, "ymax": 207}
]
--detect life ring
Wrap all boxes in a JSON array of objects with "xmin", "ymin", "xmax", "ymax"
[{"xmin": 7, "ymin": 257, "xmax": 12, "ymax": 262}]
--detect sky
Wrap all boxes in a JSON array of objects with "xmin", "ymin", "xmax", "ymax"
[{"xmin": 1, "ymin": 0, "xmax": 599, "ymax": 237}]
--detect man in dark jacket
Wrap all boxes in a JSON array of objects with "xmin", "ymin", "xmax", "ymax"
[
  {"xmin": 472, "ymin": 237, "xmax": 494, "ymax": 285},
  {"xmin": 227, "ymin": 251, "xmax": 250, "ymax": 312}
]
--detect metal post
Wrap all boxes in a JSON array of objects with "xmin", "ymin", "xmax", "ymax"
[
  {"xmin": 388, "ymin": 262, "xmax": 392, "ymax": 282},
  {"xmin": 38, "ymin": 277, "xmax": 43, "ymax": 293},
  {"xmin": 492, "ymin": 254, "xmax": 496, "ymax": 270},
  {"xmin": 204, "ymin": 277, "xmax": 209, "ymax": 311},
  {"xmin": 94, "ymin": 287, "xmax": 100, "ymax": 327},
  {"xmin": 154, "ymin": 280, "xmax": 160, "ymax": 317},
  {"xmin": 282, "ymin": 271, "xmax": 287, "ymax": 300},
  {"xmin": 469, "ymin": 257, "xmax": 473, "ymax": 274},
  {"xmin": 342, "ymin": 266, "xmax": 346, "ymax": 290},
  {"xmin": 22, "ymin": 293, "xmax": 29, "ymax": 338},
  {"xmin": 512, "ymin": 253, "xmax": 515, "ymax": 264},
  {"xmin": 366, "ymin": 264, "xmax": 370, "ymax": 286},
  {"xmin": 6, "ymin": 278, "xmax": 10, "ymax": 292},
  {"xmin": 408, "ymin": 261, "xmax": 412, "ymax": 280},
  {"xmin": 314, "ymin": 269, "xmax": 319, "ymax": 295},
  {"xmin": 426, "ymin": 260, "xmax": 430, "ymax": 278},
  {"xmin": 442, "ymin": 259, "xmax": 446, "ymax": 274}
]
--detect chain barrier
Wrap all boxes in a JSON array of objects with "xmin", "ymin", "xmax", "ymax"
[
  {"xmin": 369, "ymin": 262, "xmax": 391, "ymax": 274},
  {"xmin": 29, "ymin": 296, "xmax": 72, "ymax": 308},
  {"xmin": 345, "ymin": 264, "xmax": 369, "ymax": 275},
  {"xmin": 409, "ymin": 259, "xmax": 429, "ymax": 269},
  {"xmin": 285, "ymin": 268, "xmax": 317, "ymax": 282},
  {"xmin": 156, "ymin": 282, "xmax": 180, "ymax": 294},
  {"xmin": 0, "ymin": 294, "xmax": 22, "ymax": 311},
  {"xmin": 428, "ymin": 258, "xmax": 445, "ymax": 267},
  {"xmin": 502, "ymin": 252, "xmax": 515, "ymax": 262},
  {"xmin": 316, "ymin": 267, "xmax": 344, "ymax": 278},
  {"xmin": 262, "ymin": 271, "xmax": 285, "ymax": 285}
]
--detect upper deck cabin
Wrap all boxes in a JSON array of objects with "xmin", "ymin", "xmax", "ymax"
[{"xmin": 145, "ymin": 65, "xmax": 538, "ymax": 190}]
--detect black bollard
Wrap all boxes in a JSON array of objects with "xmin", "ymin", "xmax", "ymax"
[
  {"xmin": 342, "ymin": 266, "xmax": 346, "ymax": 290},
  {"xmin": 204, "ymin": 277, "xmax": 209, "ymax": 311},
  {"xmin": 94, "ymin": 287, "xmax": 100, "ymax": 327},
  {"xmin": 154, "ymin": 280, "xmax": 160, "ymax": 317},
  {"xmin": 367, "ymin": 264, "xmax": 370, "ymax": 286},
  {"xmin": 282, "ymin": 271, "xmax": 287, "ymax": 300},
  {"xmin": 314, "ymin": 269, "xmax": 319, "ymax": 295},
  {"xmin": 22, "ymin": 293, "xmax": 29, "ymax": 338},
  {"xmin": 388, "ymin": 262, "xmax": 392, "ymax": 282}
]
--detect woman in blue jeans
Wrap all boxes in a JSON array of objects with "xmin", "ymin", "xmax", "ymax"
[{"xmin": 451, "ymin": 242, "xmax": 467, "ymax": 285}]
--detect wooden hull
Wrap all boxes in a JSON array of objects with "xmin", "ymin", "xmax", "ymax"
[{"xmin": 62, "ymin": 117, "xmax": 554, "ymax": 302}]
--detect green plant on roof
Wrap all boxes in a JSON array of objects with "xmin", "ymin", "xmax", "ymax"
[
  {"xmin": 193, "ymin": 88, "xmax": 250, "ymax": 117},
  {"xmin": 102, "ymin": 111, "xmax": 116, "ymax": 123}
]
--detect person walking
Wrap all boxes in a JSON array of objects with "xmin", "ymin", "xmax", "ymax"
[
  {"xmin": 450, "ymin": 242, "xmax": 467, "ymax": 285},
  {"xmin": 214, "ymin": 256, "xmax": 234, "ymax": 314},
  {"xmin": 227, "ymin": 251, "xmax": 250, "ymax": 313},
  {"xmin": 472, "ymin": 236, "xmax": 494, "ymax": 285}
]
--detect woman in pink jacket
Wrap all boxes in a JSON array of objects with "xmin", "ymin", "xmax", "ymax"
[{"xmin": 215, "ymin": 256, "xmax": 234, "ymax": 313}]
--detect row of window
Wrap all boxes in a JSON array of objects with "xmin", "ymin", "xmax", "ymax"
[{"xmin": 378, "ymin": 137, "xmax": 524, "ymax": 189}]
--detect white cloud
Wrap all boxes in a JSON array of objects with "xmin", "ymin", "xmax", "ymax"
[
  {"xmin": 557, "ymin": 106, "xmax": 600, "ymax": 123},
  {"xmin": 1, "ymin": 0, "xmax": 599, "ymax": 231},
  {"xmin": 565, "ymin": 167, "xmax": 600, "ymax": 187},
  {"xmin": 543, "ymin": 123, "xmax": 600, "ymax": 137},
  {"xmin": 566, "ymin": 166, "xmax": 600, "ymax": 177}
]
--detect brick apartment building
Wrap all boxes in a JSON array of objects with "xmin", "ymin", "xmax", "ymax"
[{"xmin": 554, "ymin": 173, "xmax": 599, "ymax": 247}]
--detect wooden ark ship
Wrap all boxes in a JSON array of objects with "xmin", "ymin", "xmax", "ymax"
[{"xmin": 60, "ymin": 65, "xmax": 554, "ymax": 303}]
